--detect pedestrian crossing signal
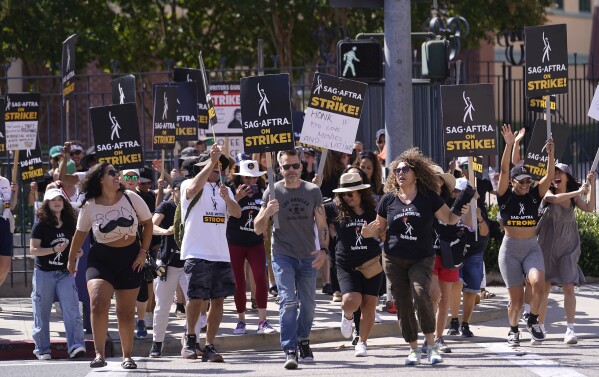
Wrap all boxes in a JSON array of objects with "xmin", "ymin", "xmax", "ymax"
[{"xmin": 337, "ymin": 40, "xmax": 383, "ymax": 82}]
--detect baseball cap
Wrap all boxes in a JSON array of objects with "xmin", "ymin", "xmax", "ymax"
[
  {"xmin": 181, "ymin": 157, "xmax": 200, "ymax": 178},
  {"xmin": 122, "ymin": 169, "xmax": 140, "ymax": 177},
  {"xmin": 172, "ymin": 176, "xmax": 187, "ymax": 189},
  {"xmin": 555, "ymin": 162, "xmax": 573, "ymax": 176},
  {"xmin": 43, "ymin": 188, "xmax": 67, "ymax": 201},
  {"xmin": 49, "ymin": 145, "xmax": 63, "ymax": 158},
  {"xmin": 510, "ymin": 165, "xmax": 532, "ymax": 181},
  {"xmin": 139, "ymin": 168, "xmax": 153, "ymax": 183},
  {"xmin": 195, "ymin": 152, "xmax": 230, "ymax": 172},
  {"xmin": 376, "ymin": 129, "xmax": 385, "ymax": 140},
  {"xmin": 180, "ymin": 147, "xmax": 199, "ymax": 158}
]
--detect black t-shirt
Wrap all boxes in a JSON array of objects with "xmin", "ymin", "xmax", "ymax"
[
  {"xmin": 333, "ymin": 208, "xmax": 381, "ymax": 269},
  {"xmin": 376, "ymin": 191, "xmax": 445, "ymax": 259},
  {"xmin": 433, "ymin": 198, "xmax": 461, "ymax": 256},
  {"xmin": 226, "ymin": 188, "xmax": 264, "ymax": 246},
  {"xmin": 155, "ymin": 200, "xmax": 184, "ymax": 268},
  {"xmin": 463, "ymin": 223, "xmax": 489, "ymax": 257},
  {"xmin": 31, "ymin": 222, "xmax": 74, "ymax": 271},
  {"xmin": 138, "ymin": 189, "xmax": 161, "ymax": 247},
  {"xmin": 498, "ymin": 185, "xmax": 541, "ymax": 227}
]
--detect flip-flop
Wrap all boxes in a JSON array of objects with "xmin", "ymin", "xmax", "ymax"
[
  {"xmin": 121, "ymin": 358, "xmax": 137, "ymax": 370},
  {"xmin": 90, "ymin": 356, "xmax": 107, "ymax": 368}
]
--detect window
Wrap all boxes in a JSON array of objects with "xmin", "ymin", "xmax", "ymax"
[
  {"xmin": 579, "ymin": 0, "xmax": 591, "ymax": 12},
  {"xmin": 555, "ymin": 0, "xmax": 564, "ymax": 9}
]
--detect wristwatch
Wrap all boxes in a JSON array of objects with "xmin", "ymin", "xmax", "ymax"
[{"xmin": 320, "ymin": 247, "xmax": 328, "ymax": 254}]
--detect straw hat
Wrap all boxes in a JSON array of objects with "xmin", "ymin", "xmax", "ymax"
[
  {"xmin": 332, "ymin": 172, "xmax": 371, "ymax": 193},
  {"xmin": 432, "ymin": 165, "xmax": 456, "ymax": 192}
]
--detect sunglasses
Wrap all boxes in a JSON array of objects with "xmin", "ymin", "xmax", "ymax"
[
  {"xmin": 70, "ymin": 150, "xmax": 82, "ymax": 156},
  {"xmin": 281, "ymin": 163, "xmax": 301, "ymax": 170},
  {"xmin": 516, "ymin": 178, "xmax": 531, "ymax": 185},
  {"xmin": 393, "ymin": 165, "xmax": 411, "ymax": 174},
  {"xmin": 123, "ymin": 175, "xmax": 139, "ymax": 181},
  {"xmin": 105, "ymin": 169, "xmax": 119, "ymax": 177},
  {"xmin": 341, "ymin": 192, "xmax": 354, "ymax": 198}
]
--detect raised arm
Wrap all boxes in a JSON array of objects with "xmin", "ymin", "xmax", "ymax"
[
  {"xmin": 537, "ymin": 139, "xmax": 555, "ymax": 197},
  {"xmin": 57, "ymin": 143, "xmax": 81, "ymax": 186},
  {"xmin": 497, "ymin": 124, "xmax": 515, "ymax": 197},
  {"xmin": 512, "ymin": 128, "xmax": 525, "ymax": 165},
  {"xmin": 575, "ymin": 171, "xmax": 596, "ymax": 213},
  {"xmin": 186, "ymin": 144, "xmax": 220, "ymax": 200}
]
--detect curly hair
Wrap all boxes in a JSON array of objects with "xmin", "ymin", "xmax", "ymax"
[
  {"xmin": 334, "ymin": 188, "xmax": 378, "ymax": 224},
  {"xmin": 79, "ymin": 162, "xmax": 125, "ymax": 206},
  {"xmin": 36, "ymin": 196, "xmax": 77, "ymax": 231},
  {"xmin": 383, "ymin": 147, "xmax": 438, "ymax": 196}
]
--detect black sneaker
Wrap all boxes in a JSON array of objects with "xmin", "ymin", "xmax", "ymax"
[
  {"xmin": 447, "ymin": 318, "xmax": 460, "ymax": 336},
  {"xmin": 351, "ymin": 330, "xmax": 360, "ymax": 346},
  {"xmin": 202, "ymin": 344, "xmax": 224, "ymax": 362},
  {"xmin": 298, "ymin": 339, "xmax": 314, "ymax": 362},
  {"xmin": 507, "ymin": 330, "xmax": 520, "ymax": 347},
  {"xmin": 460, "ymin": 322, "xmax": 474, "ymax": 337},
  {"xmin": 181, "ymin": 334, "xmax": 197, "ymax": 359},
  {"xmin": 526, "ymin": 322, "xmax": 545, "ymax": 341},
  {"xmin": 520, "ymin": 312, "xmax": 530, "ymax": 324},
  {"xmin": 175, "ymin": 303, "xmax": 186, "ymax": 317},
  {"xmin": 269, "ymin": 285, "xmax": 279, "ymax": 297},
  {"xmin": 149, "ymin": 342, "xmax": 162, "ymax": 358},
  {"xmin": 284, "ymin": 350, "xmax": 298, "ymax": 369},
  {"xmin": 321, "ymin": 283, "xmax": 333, "ymax": 295}
]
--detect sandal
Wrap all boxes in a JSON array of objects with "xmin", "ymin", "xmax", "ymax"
[
  {"xmin": 481, "ymin": 290, "xmax": 496, "ymax": 299},
  {"xmin": 121, "ymin": 357, "xmax": 137, "ymax": 370},
  {"xmin": 90, "ymin": 356, "xmax": 107, "ymax": 368}
]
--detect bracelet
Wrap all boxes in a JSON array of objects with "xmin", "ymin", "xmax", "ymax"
[
  {"xmin": 477, "ymin": 218, "xmax": 484, "ymax": 224},
  {"xmin": 139, "ymin": 248, "xmax": 148, "ymax": 256},
  {"xmin": 320, "ymin": 248, "xmax": 328, "ymax": 254},
  {"xmin": 52, "ymin": 246, "xmax": 56, "ymax": 253}
]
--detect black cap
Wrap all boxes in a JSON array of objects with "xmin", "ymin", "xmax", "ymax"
[
  {"xmin": 195, "ymin": 152, "xmax": 230, "ymax": 172},
  {"xmin": 180, "ymin": 147, "xmax": 199, "ymax": 158},
  {"xmin": 181, "ymin": 157, "xmax": 200, "ymax": 178},
  {"xmin": 510, "ymin": 165, "xmax": 532, "ymax": 180},
  {"xmin": 172, "ymin": 176, "xmax": 187, "ymax": 189}
]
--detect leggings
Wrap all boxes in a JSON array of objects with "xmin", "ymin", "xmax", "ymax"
[{"xmin": 229, "ymin": 243, "xmax": 268, "ymax": 313}]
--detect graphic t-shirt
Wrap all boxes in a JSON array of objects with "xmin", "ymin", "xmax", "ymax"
[
  {"xmin": 498, "ymin": 185, "xmax": 541, "ymax": 227},
  {"xmin": 227, "ymin": 188, "xmax": 264, "ymax": 246},
  {"xmin": 0, "ymin": 176, "xmax": 12, "ymax": 219},
  {"xmin": 76, "ymin": 190, "xmax": 152, "ymax": 243},
  {"xmin": 376, "ymin": 191, "xmax": 445, "ymax": 259},
  {"xmin": 31, "ymin": 222, "xmax": 74, "ymax": 271},
  {"xmin": 333, "ymin": 209, "xmax": 381, "ymax": 269},
  {"xmin": 155, "ymin": 200, "xmax": 184, "ymax": 268}
]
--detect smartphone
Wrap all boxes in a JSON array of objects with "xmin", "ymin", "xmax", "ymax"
[{"xmin": 248, "ymin": 184, "xmax": 258, "ymax": 195}]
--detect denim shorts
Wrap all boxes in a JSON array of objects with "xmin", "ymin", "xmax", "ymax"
[
  {"xmin": 184, "ymin": 258, "xmax": 236, "ymax": 300},
  {"xmin": 459, "ymin": 252, "xmax": 484, "ymax": 293},
  {"xmin": 0, "ymin": 217, "xmax": 13, "ymax": 256}
]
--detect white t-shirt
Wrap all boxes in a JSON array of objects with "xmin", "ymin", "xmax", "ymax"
[
  {"xmin": 180, "ymin": 179, "xmax": 234, "ymax": 262},
  {"xmin": 0, "ymin": 176, "xmax": 12, "ymax": 219}
]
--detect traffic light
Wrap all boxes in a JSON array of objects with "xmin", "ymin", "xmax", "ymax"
[
  {"xmin": 421, "ymin": 38, "xmax": 450, "ymax": 80},
  {"xmin": 337, "ymin": 39, "xmax": 383, "ymax": 82}
]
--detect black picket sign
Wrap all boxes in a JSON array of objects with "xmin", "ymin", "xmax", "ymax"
[
  {"xmin": 174, "ymin": 68, "xmax": 209, "ymax": 130},
  {"xmin": 61, "ymin": 34, "xmax": 77, "ymax": 99},
  {"xmin": 111, "ymin": 75, "xmax": 136, "ymax": 105},
  {"xmin": 152, "ymin": 85, "xmax": 178, "ymax": 150},
  {"xmin": 523, "ymin": 119, "xmax": 569, "ymax": 181},
  {"xmin": 525, "ymin": 24, "xmax": 569, "ymax": 98}
]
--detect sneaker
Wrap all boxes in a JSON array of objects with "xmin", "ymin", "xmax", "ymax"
[
  {"xmin": 322, "ymin": 283, "xmax": 334, "ymax": 295},
  {"xmin": 355, "ymin": 342, "xmax": 367, "ymax": 357},
  {"xmin": 181, "ymin": 333, "xmax": 198, "ymax": 359},
  {"xmin": 269, "ymin": 285, "xmax": 278, "ymax": 297},
  {"xmin": 257, "ymin": 320, "xmax": 276, "ymax": 334},
  {"xmin": 507, "ymin": 331, "xmax": 520, "ymax": 347},
  {"xmin": 202, "ymin": 344, "xmax": 223, "ymax": 362},
  {"xmin": 144, "ymin": 312, "xmax": 153, "ymax": 329},
  {"xmin": 149, "ymin": 342, "xmax": 162, "ymax": 358},
  {"xmin": 434, "ymin": 338, "xmax": 451, "ymax": 353},
  {"xmin": 69, "ymin": 345, "xmax": 87, "ymax": 359},
  {"xmin": 374, "ymin": 312, "xmax": 382, "ymax": 324},
  {"xmin": 200, "ymin": 314, "xmax": 208, "ymax": 331},
  {"xmin": 405, "ymin": 348, "xmax": 421, "ymax": 365},
  {"xmin": 447, "ymin": 318, "xmax": 460, "ymax": 336},
  {"xmin": 520, "ymin": 312, "xmax": 530, "ymax": 324},
  {"xmin": 298, "ymin": 339, "xmax": 314, "ymax": 362},
  {"xmin": 420, "ymin": 340, "xmax": 428, "ymax": 355},
  {"xmin": 564, "ymin": 329, "xmax": 578, "ymax": 344},
  {"xmin": 135, "ymin": 320, "xmax": 148, "ymax": 339},
  {"xmin": 427, "ymin": 346, "xmax": 444, "ymax": 364},
  {"xmin": 340, "ymin": 313, "xmax": 353, "ymax": 338},
  {"xmin": 284, "ymin": 350, "xmax": 298, "ymax": 369},
  {"xmin": 34, "ymin": 351, "xmax": 51, "ymax": 360},
  {"xmin": 233, "ymin": 321, "xmax": 247, "ymax": 334},
  {"xmin": 460, "ymin": 322, "xmax": 474, "ymax": 338},
  {"xmin": 386, "ymin": 301, "xmax": 397, "ymax": 314},
  {"xmin": 351, "ymin": 330, "xmax": 360, "ymax": 346},
  {"xmin": 332, "ymin": 292, "xmax": 342, "ymax": 302},
  {"xmin": 175, "ymin": 303, "xmax": 186, "ymax": 317},
  {"xmin": 526, "ymin": 322, "xmax": 545, "ymax": 341}
]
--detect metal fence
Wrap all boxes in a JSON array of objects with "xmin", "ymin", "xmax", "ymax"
[{"xmin": 2, "ymin": 58, "xmax": 598, "ymax": 288}]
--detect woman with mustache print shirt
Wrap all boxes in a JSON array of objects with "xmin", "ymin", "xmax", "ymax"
[{"xmin": 67, "ymin": 162, "xmax": 153, "ymax": 370}]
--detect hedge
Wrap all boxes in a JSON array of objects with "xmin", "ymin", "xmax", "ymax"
[{"xmin": 484, "ymin": 205, "xmax": 599, "ymax": 278}]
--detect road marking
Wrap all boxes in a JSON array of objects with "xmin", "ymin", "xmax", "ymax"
[
  {"xmin": 84, "ymin": 358, "xmax": 143, "ymax": 376},
  {"xmin": 0, "ymin": 361, "xmax": 89, "ymax": 367},
  {"xmin": 481, "ymin": 343, "xmax": 587, "ymax": 377}
]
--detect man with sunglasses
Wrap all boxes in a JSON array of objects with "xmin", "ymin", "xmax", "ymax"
[
  {"xmin": 254, "ymin": 149, "xmax": 328, "ymax": 369},
  {"xmin": 67, "ymin": 141, "xmax": 86, "ymax": 172}
]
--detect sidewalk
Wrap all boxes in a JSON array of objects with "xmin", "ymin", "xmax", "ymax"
[{"xmin": 1, "ymin": 284, "xmax": 597, "ymax": 360}]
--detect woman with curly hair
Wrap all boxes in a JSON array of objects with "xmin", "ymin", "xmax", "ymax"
[
  {"xmin": 67, "ymin": 162, "xmax": 153, "ymax": 370},
  {"xmin": 358, "ymin": 151, "xmax": 384, "ymax": 197},
  {"xmin": 30, "ymin": 188, "xmax": 86, "ymax": 360},
  {"xmin": 362, "ymin": 147, "xmax": 469, "ymax": 365},
  {"xmin": 537, "ymin": 163, "xmax": 595, "ymax": 344}
]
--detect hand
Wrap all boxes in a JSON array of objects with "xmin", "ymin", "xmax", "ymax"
[
  {"xmin": 587, "ymin": 170, "xmax": 596, "ymax": 183},
  {"xmin": 152, "ymin": 159, "xmax": 163, "ymax": 172},
  {"xmin": 10, "ymin": 182, "xmax": 17, "ymax": 193},
  {"xmin": 265, "ymin": 197, "xmax": 279, "ymax": 216},
  {"xmin": 460, "ymin": 203, "xmax": 471, "ymax": 215},
  {"xmin": 514, "ymin": 128, "xmax": 526, "ymax": 144},
  {"xmin": 30, "ymin": 182, "xmax": 38, "ymax": 192},
  {"xmin": 501, "ymin": 124, "xmax": 515, "ymax": 145},
  {"xmin": 544, "ymin": 139, "xmax": 554, "ymax": 156},
  {"xmin": 219, "ymin": 183, "xmax": 229, "ymax": 200},
  {"xmin": 67, "ymin": 259, "xmax": 77, "ymax": 275},
  {"xmin": 62, "ymin": 142, "xmax": 72, "ymax": 156},
  {"xmin": 361, "ymin": 220, "xmax": 381, "ymax": 238},
  {"xmin": 311, "ymin": 249, "xmax": 327, "ymax": 269},
  {"xmin": 132, "ymin": 252, "xmax": 146, "ymax": 272},
  {"xmin": 580, "ymin": 183, "xmax": 590, "ymax": 196},
  {"xmin": 166, "ymin": 225, "xmax": 174, "ymax": 235},
  {"xmin": 312, "ymin": 174, "xmax": 322, "ymax": 187},
  {"xmin": 157, "ymin": 178, "xmax": 165, "ymax": 189},
  {"xmin": 236, "ymin": 184, "xmax": 251, "ymax": 197},
  {"xmin": 210, "ymin": 144, "xmax": 222, "ymax": 163},
  {"xmin": 449, "ymin": 159, "xmax": 457, "ymax": 172},
  {"xmin": 53, "ymin": 242, "xmax": 68, "ymax": 254}
]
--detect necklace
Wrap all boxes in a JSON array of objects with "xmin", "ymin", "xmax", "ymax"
[{"xmin": 209, "ymin": 182, "xmax": 219, "ymax": 196}]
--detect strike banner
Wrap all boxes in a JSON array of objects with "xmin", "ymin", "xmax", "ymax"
[
  {"xmin": 525, "ymin": 24, "xmax": 568, "ymax": 98},
  {"xmin": 18, "ymin": 142, "xmax": 44, "ymax": 183},
  {"xmin": 61, "ymin": 34, "xmax": 77, "ymax": 99},
  {"xmin": 240, "ymin": 74, "xmax": 294, "ymax": 153},
  {"xmin": 0, "ymin": 98, "xmax": 5, "ymax": 153},
  {"xmin": 173, "ymin": 81, "xmax": 199, "ymax": 141},
  {"xmin": 173, "ymin": 67, "xmax": 209, "ymax": 129},
  {"xmin": 441, "ymin": 84, "xmax": 497, "ymax": 158},
  {"xmin": 523, "ymin": 119, "xmax": 569, "ymax": 181},
  {"xmin": 211, "ymin": 82, "xmax": 241, "ymax": 136},
  {"xmin": 90, "ymin": 103, "xmax": 144, "ymax": 169},
  {"xmin": 467, "ymin": 156, "xmax": 484, "ymax": 180},
  {"xmin": 299, "ymin": 73, "xmax": 367, "ymax": 153},
  {"xmin": 4, "ymin": 93, "xmax": 40, "ymax": 151},
  {"xmin": 588, "ymin": 85, "xmax": 599, "ymax": 121},
  {"xmin": 111, "ymin": 75, "xmax": 136, "ymax": 105},
  {"xmin": 152, "ymin": 85, "xmax": 178, "ymax": 150},
  {"xmin": 528, "ymin": 95, "xmax": 556, "ymax": 114}
]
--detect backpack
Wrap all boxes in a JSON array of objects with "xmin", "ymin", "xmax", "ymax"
[{"xmin": 173, "ymin": 189, "xmax": 202, "ymax": 249}]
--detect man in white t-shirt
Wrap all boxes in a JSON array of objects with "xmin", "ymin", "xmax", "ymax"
[
  {"xmin": 0, "ymin": 174, "xmax": 18, "ymax": 288},
  {"xmin": 180, "ymin": 144, "xmax": 241, "ymax": 362}
]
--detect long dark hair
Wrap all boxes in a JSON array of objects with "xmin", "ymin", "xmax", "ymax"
[
  {"xmin": 79, "ymin": 162, "xmax": 125, "ymax": 206},
  {"xmin": 36, "ymin": 196, "xmax": 77, "ymax": 231},
  {"xmin": 335, "ymin": 188, "xmax": 377, "ymax": 223},
  {"xmin": 357, "ymin": 151, "xmax": 384, "ymax": 195},
  {"xmin": 548, "ymin": 169, "xmax": 581, "ymax": 207}
]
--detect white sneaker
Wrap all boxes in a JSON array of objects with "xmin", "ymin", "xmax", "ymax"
[
  {"xmin": 340, "ymin": 313, "xmax": 353, "ymax": 339},
  {"xmin": 69, "ymin": 346, "xmax": 86, "ymax": 359},
  {"xmin": 355, "ymin": 342, "xmax": 367, "ymax": 357},
  {"xmin": 144, "ymin": 312, "xmax": 153, "ymax": 329},
  {"xmin": 374, "ymin": 312, "xmax": 382, "ymax": 324},
  {"xmin": 34, "ymin": 351, "xmax": 51, "ymax": 360},
  {"xmin": 564, "ymin": 329, "xmax": 578, "ymax": 344},
  {"xmin": 200, "ymin": 314, "xmax": 208, "ymax": 329}
]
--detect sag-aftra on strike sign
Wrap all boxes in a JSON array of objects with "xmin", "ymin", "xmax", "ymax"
[{"xmin": 525, "ymin": 24, "xmax": 568, "ymax": 98}]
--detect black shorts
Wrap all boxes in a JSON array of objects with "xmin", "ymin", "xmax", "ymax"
[
  {"xmin": 86, "ymin": 241, "xmax": 143, "ymax": 290},
  {"xmin": 0, "ymin": 218, "xmax": 13, "ymax": 257},
  {"xmin": 184, "ymin": 258, "xmax": 236, "ymax": 300},
  {"xmin": 337, "ymin": 263, "xmax": 384, "ymax": 297}
]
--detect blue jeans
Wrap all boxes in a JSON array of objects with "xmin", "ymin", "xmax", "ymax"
[
  {"xmin": 272, "ymin": 254, "xmax": 317, "ymax": 352},
  {"xmin": 460, "ymin": 252, "xmax": 485, "ymax": 293},
  {"xmin": 31, "ymin": 269, "xmax": 85, "ymax": 355}
]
